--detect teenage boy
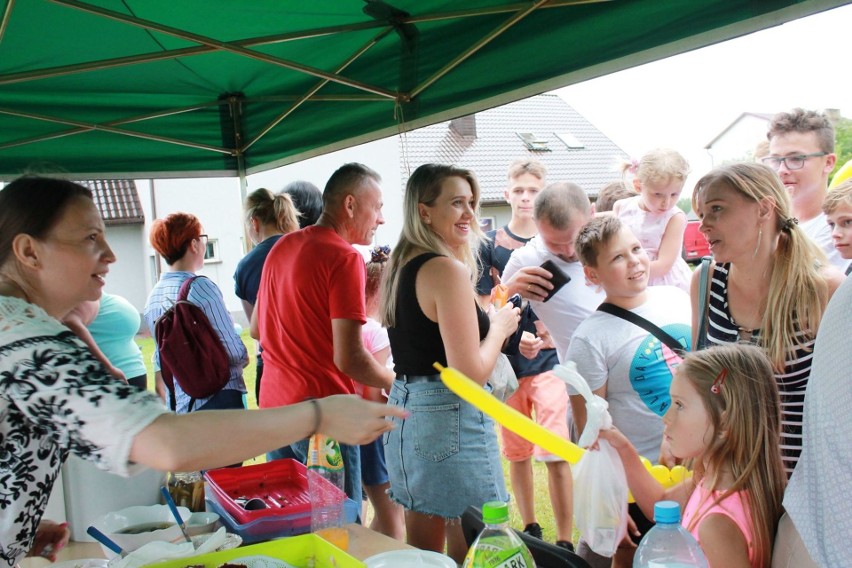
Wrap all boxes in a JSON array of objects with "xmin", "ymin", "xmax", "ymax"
[
  {"xmin": 822, "ymin": 179, "xmax": 852, "ymax": 275},
  {"xmin": 567, "ymin": 215, "xmax": 691, "ymax": 568},
  {"xmin": 765, "ymin": 108, "xmax": 847, "ymax": 270},
  {"xmin": 476, "ymin": 160, "xmax": 573, "ymax": 550}
]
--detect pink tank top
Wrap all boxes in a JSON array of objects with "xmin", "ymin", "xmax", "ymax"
[{"xmin": 682, "ymin": 483, "xmax": 756, "ymax": 566}]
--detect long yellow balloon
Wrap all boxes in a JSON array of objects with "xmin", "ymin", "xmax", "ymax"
[{"xmin": 435, "ymin": 363, "xmax": 586, "ymax": 463}]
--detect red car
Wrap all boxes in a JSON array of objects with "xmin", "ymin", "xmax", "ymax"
[{"xmin": 682, "ymin": 213, "xmax": 710, "ymax": 263}]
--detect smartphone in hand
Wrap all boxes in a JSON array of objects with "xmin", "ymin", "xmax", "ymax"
[{"xmin": 539, "ymin": 259, "xmax": 571, "ymax": 302}]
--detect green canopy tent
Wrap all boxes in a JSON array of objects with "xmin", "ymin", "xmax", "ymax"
[{"xmin": 0, "ymin": 0, "xmax": 847, "ymax": 182}]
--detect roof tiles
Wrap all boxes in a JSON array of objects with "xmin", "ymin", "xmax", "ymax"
[{"xmin": 399, "ymin": 94, "xmax": 629, "ymax": 202}]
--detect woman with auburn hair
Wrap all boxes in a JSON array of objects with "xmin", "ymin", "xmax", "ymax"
[
  {"xmin": 144, "ymin": 212, "xmax": 249, "ymax": 413},
  {"xmin": 381, "ymin": 163, "xmax": 520, "ymax": 562},
  {"xmin": 234, "ymin": 188, "xmax": 299, "ymax": 404},
  {"xmin": 0, "ymin": 176, "xmax": 405, "ymax": 567},
  {"xmin": 690, "ymin": 162, "xmax": 844, "ymax": 476}
]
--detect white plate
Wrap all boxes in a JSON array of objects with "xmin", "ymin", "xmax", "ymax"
[
  {"xmin": 51, "ymin": 560, "xmax": 109, "ymax": 568},
  {"xmin": 364, "ymin": 550, "xmax": 457, "ymax": 568},
  {"xmin": 224, "ymin": 555, "xmax": 298, "ymax": 568}
]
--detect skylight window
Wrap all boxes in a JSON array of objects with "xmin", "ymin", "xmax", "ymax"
[
  {"xmin": 555, "ymin": 131, "xmax": 584, "ymax": 149},
  {"xmin": 517, "ymin": 132, "xmax": 550, "ymax": 152}
]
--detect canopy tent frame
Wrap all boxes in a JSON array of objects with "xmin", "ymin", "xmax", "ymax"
[{"xmin": 0, "ymin": 0, "xmax": 848, "ymax": 182}]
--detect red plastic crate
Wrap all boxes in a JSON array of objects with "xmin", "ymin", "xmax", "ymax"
[{"xmin": 203, "ymin": 459, "xmax": 344, "ymax": 525}]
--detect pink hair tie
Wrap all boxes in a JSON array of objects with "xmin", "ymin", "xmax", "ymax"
[{"xmin": 628, "ymin": 159, "xmax": 639, "ymax": 174}]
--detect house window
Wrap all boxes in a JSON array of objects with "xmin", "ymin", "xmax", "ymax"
[
  {"xmin": 517, "ymin": 132, "xmax": 551, "ymax": 152},
  {"xmin": 555, "ymin": 131, "xmax": 585, "ymax": 149},
  {"xmin": 204, "ymin": 238, "xmax": 221, "ymax": 263}
]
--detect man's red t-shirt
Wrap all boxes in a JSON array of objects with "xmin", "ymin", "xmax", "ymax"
[{"xmin": 256, "ymin": 225, "xmax": 366, "ymax": 407}]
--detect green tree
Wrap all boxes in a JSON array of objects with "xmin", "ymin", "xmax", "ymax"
[
  {"xmin": 677, "ymin": 197, "xmax": 692, "ymax": 215},
  {"xmin": 831, "ymin": 117, "xmax": 852, "ymax": 183}
]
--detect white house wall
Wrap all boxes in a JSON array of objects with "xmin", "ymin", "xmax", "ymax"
[
  {"xmin": 133, "ymin": 136, "xmax": 402, "ymax": 327},
  {"xmin": 102, "ymin": 224, "xmax": 148, "ymax": 313},
  {"xmin": 707, "ymin": 115, "xmax": 770, "ymax": 165}
]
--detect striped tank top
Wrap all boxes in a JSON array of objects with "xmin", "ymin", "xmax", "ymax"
[{"xmin": 706, "ymin": 263, "xmax": 814, "ymax": 476}]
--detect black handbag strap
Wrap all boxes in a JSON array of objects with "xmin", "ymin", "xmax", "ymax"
[
  {"xmin": 695, "ymin": 256, "xmax": 713, "ymax": 350},
  {"xmin": 597, "ymin": 302, "xmax": 686, "ymax": 356}
]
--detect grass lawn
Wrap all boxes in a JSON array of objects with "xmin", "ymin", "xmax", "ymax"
[{"xmin": 136, "ymin": 333, "xmax": 563, "ymax": 542}]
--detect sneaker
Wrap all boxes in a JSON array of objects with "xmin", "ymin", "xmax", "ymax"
[
  {"xmin": 555, "ymin": 540, "xmax": 575, "ymax": 553},
  {"xmin": 522, "ymin": 522, "xmax": 543, "ymax": 540}
]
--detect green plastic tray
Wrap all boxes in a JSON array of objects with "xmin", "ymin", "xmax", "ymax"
[{"xmin": 145, "ymin": 534, "xmax": 365, "ymax": 568}]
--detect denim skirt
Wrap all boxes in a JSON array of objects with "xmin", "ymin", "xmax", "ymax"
[{"xmin": 383, "ymin": 377, "xmax": 508, "ymax": 518}]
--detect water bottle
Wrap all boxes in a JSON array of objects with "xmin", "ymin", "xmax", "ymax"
[
  {"xmin": 463, "ymin": 501, "xmax": 535, "ymax": 568},
  {"xmin": 307, "ymin": 433, "xmax": 349, "ymax": 550},
  {"xmin": 634, "ymin": 501, "xmax": 709, "ymax": 568}
]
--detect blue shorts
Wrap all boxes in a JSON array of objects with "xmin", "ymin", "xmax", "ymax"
[
  {"xmin": 383, "ymin": 378, "xmax": 508, "ymax": 518},
  {"xmin": 360, "ymin": 438, "xmax": 389, "ymax": 487}
]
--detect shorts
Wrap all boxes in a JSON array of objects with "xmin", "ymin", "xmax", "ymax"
[
  {"xmin": 360, "ymin": 437, "xmax": 389, "ymax": 487},
  {"xmin": 500, "ymin": 371, "xmax": 570, "ymax": 461},
  {"xmin": 383, "ymin": 378, "xmax": 508, "ymax": 518}
]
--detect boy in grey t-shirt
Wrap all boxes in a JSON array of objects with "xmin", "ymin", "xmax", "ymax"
[{"xmin": 567, "ymin": 215, "xmax": 691, "ymax": 567}]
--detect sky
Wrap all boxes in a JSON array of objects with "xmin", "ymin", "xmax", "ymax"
[{"xmin": 553, "ymin": 2, "xmax": 852, "ymax": 193}]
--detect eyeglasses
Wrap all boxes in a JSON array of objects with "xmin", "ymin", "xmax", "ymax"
[
  {"xmin": 761, "ymin": 152, "xmax": 827, "ymax": 171},
  {"xmin": 197, "ymin": 234, "xmax": 208, "ymax": 247}
]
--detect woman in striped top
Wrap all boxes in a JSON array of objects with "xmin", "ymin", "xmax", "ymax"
[{"xmin": 690, "ymin": 163, "xmax": 844, "ymax": 476}]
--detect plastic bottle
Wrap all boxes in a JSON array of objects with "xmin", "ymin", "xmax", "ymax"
[
  {"xmin": 633, "ymin": 501, "xmax": 709, "ymax": 568},
  {"xmin": 306, "ymin": 433, "xmax": 349, "ymax": 550},
  {"xmin": 463, "ymin": 501, "xmax": 535, "ymax": 568}
]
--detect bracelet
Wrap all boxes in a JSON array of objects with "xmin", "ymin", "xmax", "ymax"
[{"xmin": 308, "ymin": 399, "xmax": 322, "ymax": 437}]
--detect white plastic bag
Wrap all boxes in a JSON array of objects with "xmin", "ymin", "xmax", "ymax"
[
  {"xmin": 553, "ymin": 362, "xmax": 628, "ymax": 557},
  {"xmin": 488, "ymin": 353, "xmax": 519, "ymax": 403},
  {"xmin": 572, "ymin": 439, "xmax": 628, "ymax": 556}
]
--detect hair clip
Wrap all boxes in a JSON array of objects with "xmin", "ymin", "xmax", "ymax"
[
  {"xmin": 629, "ymin": 159, "xmax": 639, "ymax": 174},
  {"xmin": 710, "ymin": 368, "xmax": 728, "ymax": 394},
  {"xmin": 370, "ymin": 244, "xmax": 390, "ymax": 263},
  {"xmin": 781, "ymin": 217, "xmax": 799, "ymax": 232}
]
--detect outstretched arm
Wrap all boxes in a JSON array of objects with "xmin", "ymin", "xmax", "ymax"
[
  {"xmin": 599, "ymin": 427, "xmax": 693, "ymax": 520},
  {"xmin": 130, "ymin": 395, "xmax": 406, "ymax": 472}
]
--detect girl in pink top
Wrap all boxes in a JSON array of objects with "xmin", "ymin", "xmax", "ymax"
[
  {"xmin": 600, "ymin": 345, "xmax": 786, "ymax": 568},
  {"xmin": 614, "ymin": 148, "xmax": 693, "ymax": 292}
]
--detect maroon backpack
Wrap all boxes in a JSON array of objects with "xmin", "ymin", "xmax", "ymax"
[{"xmin": 154, "ymin": 276, "xmax": 230, "ymax": 411}]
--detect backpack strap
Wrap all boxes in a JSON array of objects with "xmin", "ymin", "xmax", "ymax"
[
  {"xmin": 597, "ymin": 302, "xmax": 686, "ymax": 356},
  {"xmin": 695, "ymin": 256, "xmax": 713, "ymax": 350},
  {"xmin": 178, "ymin": 275, "xmax": 202, "ymax": 302}
]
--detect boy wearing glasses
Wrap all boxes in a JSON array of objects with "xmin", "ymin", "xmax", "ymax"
[{"xmin": 765, "ymin": 108, "xmax": 846, "ymax": 269}]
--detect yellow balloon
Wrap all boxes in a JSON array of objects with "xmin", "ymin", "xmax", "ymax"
[
  {"xmin": 829, "ymin": 159, "xmax": 852, "ymax": 190},
  {"xmin": 670, "ymin": 465, "xmax": 689, "ymax": 485},
  {"xmin": 650, "ymin": 464, "xmax": 673, "ymax": 487},
  {"xmin": 640, "ymin": 456, "xmax": 653, "ymax": 471},
  {"xmin": 435, "ymin": 363, "xmax": 586, "ymax": 463}
]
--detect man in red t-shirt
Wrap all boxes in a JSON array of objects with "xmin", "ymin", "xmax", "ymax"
[{"xmin": 255, "ymin": 162, "xmax": 394, "ymax": 504}]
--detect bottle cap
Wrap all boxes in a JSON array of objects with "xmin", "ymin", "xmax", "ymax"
[
  {"xmin": 482, "ymin": 501, "xmax": 509, "ymax": 524},
  {"xmin": 653, "ymin": 500, "xmax": 681, "ymax": 524}
]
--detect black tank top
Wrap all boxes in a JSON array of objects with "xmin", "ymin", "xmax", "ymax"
[{"xmin": 389, "ymin": 253, "xmax": 489, "ymax": 375}]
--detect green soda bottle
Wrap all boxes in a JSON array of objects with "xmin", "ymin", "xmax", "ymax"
[{"xmin": 463, "ymin": 501, "xmax": 536, "ymax": 568}]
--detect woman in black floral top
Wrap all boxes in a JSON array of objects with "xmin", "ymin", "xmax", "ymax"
[{"xmin": 0, "ymin": 176, "xmax": 406, "ymax": 567}]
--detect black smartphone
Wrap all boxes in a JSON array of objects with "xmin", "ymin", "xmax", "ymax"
[{"xmin": 539, "ymin": 259, "xmax": 571, "ymax": 302}]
